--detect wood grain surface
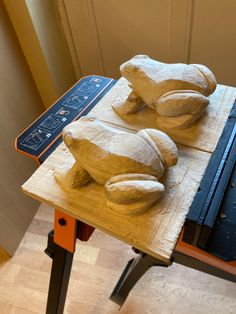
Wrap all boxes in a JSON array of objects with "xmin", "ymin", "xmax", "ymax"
[
  {"xmin": 90, "ymin": 78, "xmax": 236, "ymax": 153},
  {"xmin": 22, "ymin": 140, "xmax": 210, "ymax": 263},
  {"xmin": 22, "ymin": 78, "xmax": 235, "ymax": 262}
]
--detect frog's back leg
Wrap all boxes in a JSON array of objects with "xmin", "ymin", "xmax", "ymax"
[
  {"xmin": 155, "ymin": 90, "xmax": 209, "ymax": 117},
  {"xmin": 105, "ymin": 173, "xmax": 164, "ymax": 215},
  {"xmin": 152, "ymin": 89, "xmax": 209, "ymax": 130},
  {"xmin": 190, "ymin": 64, "xmax": 217, "ymax": 95},
  {"xmin": 112, "ymin": 90, "xmax": 145, "ymax": 116},
  {"xmin": 137, "ymin": 129, "xmax": 178, "ymax": 168}
]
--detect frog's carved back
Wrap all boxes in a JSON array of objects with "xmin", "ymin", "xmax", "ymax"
[
  {"xmin": 74, "ymin": 140, "xmax": 164, "ymax": 184},
  {"xmin": 62, "ymin": 117, "xmax": 164, "ymax": 184},
  {"xmin": 122, "ymin": 62, "xmax": 212, "ymax": 101}
]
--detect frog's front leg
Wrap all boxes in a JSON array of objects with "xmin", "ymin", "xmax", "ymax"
[
  {"xmin": 105, "ymin": 173, "xmax": 164, "ymax": 215},
  {"xmin": 112, "ymin": 90, "xmax": 144, "ymax": 116},
  {"xmin": 155, "ymin": 90, "xmax": 209, "ymax": 117},
  {"xmin": 54, "ymin": 162, "xmax": 91, "ymax": 189}
]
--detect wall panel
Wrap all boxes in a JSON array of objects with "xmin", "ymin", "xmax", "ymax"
[
  {"xmin": 60, "ymin": 0, "xmax": 236, "ymax": 86},
  {"xmin": 0, "ymin": 3, "xmax": 44, "ymax": 255}
]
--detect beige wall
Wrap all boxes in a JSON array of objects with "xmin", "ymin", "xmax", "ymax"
[
  {"xmin": 0, "ymin": 3, "xmax": 44, "ymax": 255},
  {"xmin": 4, "ymin": 0, "xmax": 76, "ymax": 108},
  {"xmin": 60, "ymin": 0, "xmax": 236, "ymax": 86},
  {"xmin": 25, "ymin": 0, "xmax": 76, "ymax": 99}
]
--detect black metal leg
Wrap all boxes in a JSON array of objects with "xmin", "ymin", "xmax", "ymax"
[
  {"xmin": 111, "ymin": 247, "xmax": 236, "ymax": 308},
  {"xmin": 110, "ymin": 248, "xmax": 169, "ymax": 306},
  {"xmin": 45, "ymin": 230, "xmax": 74, "ymax": 314}
]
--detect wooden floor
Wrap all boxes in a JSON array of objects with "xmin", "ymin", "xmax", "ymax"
[{"xmin": 0, "ymin": 204, "xmax": 235, "ymax": 314}]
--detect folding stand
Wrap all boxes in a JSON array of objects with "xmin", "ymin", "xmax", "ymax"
[
  {"xmin": 45, "ymin": 214, "xmax": 94, "ymax": 314},
  {"xmin": 110, "ymin": 247, "xmax": 236, "ymax": 307},
  {"xmin": 45, "ymin": 230, "xmax": 74, "ymax": 314},
  {"xmin": 110, "ymin": 248, "xmax": 169, "ymax": 306}
]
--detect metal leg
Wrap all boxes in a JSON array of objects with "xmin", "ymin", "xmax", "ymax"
[
  {"xmin": 111, "ymin": 247, "xmax": 236, "ymax": 308},
  {"xmin": 110, "ymin": 248, "xmax": 169, "ymax": 306},
  {"xmin": 45, "ymin": 230, "xmax": 74, "ymax": 314}
]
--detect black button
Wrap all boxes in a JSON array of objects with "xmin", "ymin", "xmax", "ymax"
[{"xmin": 58, "ymin": 218, "xmax": 67, "ymax": 226}]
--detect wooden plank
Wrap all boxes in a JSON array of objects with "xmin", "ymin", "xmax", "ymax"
[
  {"xmin": 89, "ymin": 78, "xmax": 236, "ymax": 153},
  {"xmin": 22, "ymin": 140, "xmax": 210, "ymax": 263}
]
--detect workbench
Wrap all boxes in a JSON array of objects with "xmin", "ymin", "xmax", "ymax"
[{"xmin": 17, "ymin": 76, "xmax": 236, "ymax": 313}]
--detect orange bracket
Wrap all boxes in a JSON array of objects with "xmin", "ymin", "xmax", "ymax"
[
  {"xmin": 54, "ymin": 209, "xmax": 95, "ymax": 253},
  {"xmin": 54, "ymin": 210, "xmax": 77, "ymax": 253},
  {"xmin": 176, "ymin": 230, "xmax": 236, "ymax": 275}
]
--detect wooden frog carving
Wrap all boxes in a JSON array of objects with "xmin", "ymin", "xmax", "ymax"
[
  {"xmin": 113, "ymin": 55, "xmax": 217, "ymax": 129},
  {"xmin": 55, "ymin": 117, "xmax": 178, "ymax": 215}
]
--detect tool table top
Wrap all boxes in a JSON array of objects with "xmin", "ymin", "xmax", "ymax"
[{"xmin": 22, "ymin": 78, "xmax": 236, "ymax": 263}]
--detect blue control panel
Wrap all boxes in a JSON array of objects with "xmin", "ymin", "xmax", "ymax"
[{"xmin": 16, "ymin": 75, "xmax": 116, "ymax": 164}]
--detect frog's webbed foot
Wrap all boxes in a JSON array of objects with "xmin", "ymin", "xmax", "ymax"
[
  {"xmin": 155, "ymin": 90, "xmax": 209, "ymax": 129},
  {"xmin": 105, "ymin": 174, "xmax": 164, "ymax": 215},
  {"xmin": 112, "ymin": 90, "xmax": 145, "ymax": 115},
  {"xmin": 54, "ymin": 162, "xmax": 91, "ymax": 189}
]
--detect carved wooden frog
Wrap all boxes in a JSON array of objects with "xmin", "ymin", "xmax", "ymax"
[
  {"xmin": 113, "ymin": 55, "xmax": 217, "ymax": 129},
  {"xmin": 55, "ymin": 117, "xmax": 178, "ymax": 215}
]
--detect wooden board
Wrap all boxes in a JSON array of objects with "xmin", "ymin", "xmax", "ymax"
[
  {"xmin": 89, "ymin": 78, "xmax": 236, "ymax": 153},
  {"xmin": 22, "ymin": 140, "xmax": 210, "ymax": 263}
]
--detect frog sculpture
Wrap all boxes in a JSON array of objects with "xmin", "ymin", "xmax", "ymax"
[
  {"xmin": 55, "ymin": 117, "xmax": 178, "ymax": 215},
  {"xmin": 112, "ymin": 55, "xmax": 217, "ymax": 129}
]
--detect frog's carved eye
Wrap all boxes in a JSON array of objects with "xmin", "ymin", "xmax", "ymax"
[
  {"xmin": 122, "ymin": 64, "xmax": 140, "ymax": 75},
  {"xmin": 80, "ymin": 116, "xmax": 96, "ymax": 122},
  {"xmin": 134, "ymin": 54, "xmax": 149, "ymax": 59},
  {"xmin": 63, "ymin": 131, "xmax": 73, "ymax": 147},
  {"xmin": 126, "ymin": 64, "xmax": 139, "ymax": 73},
  {"xmin": 131, "ymin": 65, "xmax": 139, "ymax": 73}
]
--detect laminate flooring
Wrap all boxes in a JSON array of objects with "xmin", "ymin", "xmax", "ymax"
[{"xmin": 0, "ymin": 204, "xmax": 235, "ymax": 314}]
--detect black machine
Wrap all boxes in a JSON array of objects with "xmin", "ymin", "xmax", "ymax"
[{"xmin": 183, "ymin": 102, "xmax": 236, "ymax": 261}]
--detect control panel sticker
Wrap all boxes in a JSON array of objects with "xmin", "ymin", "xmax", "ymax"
[
  {"xmin": 63, "ymin": 93, "xmax": 87, "ymax": 109},
  {"xmin": 20, "ymin": 129, "xmax": 51, "ymax": 151},
  {"xmin": 76, "ymin": 81, "xmax": 97, "ymax": 95},
  {"xmin": 16, "ymin": 76, "xmax": 116, "ymax": 159},
  {"xmin": 38, "ymin": 114, "xmax": 67, "ymax": 133}
]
